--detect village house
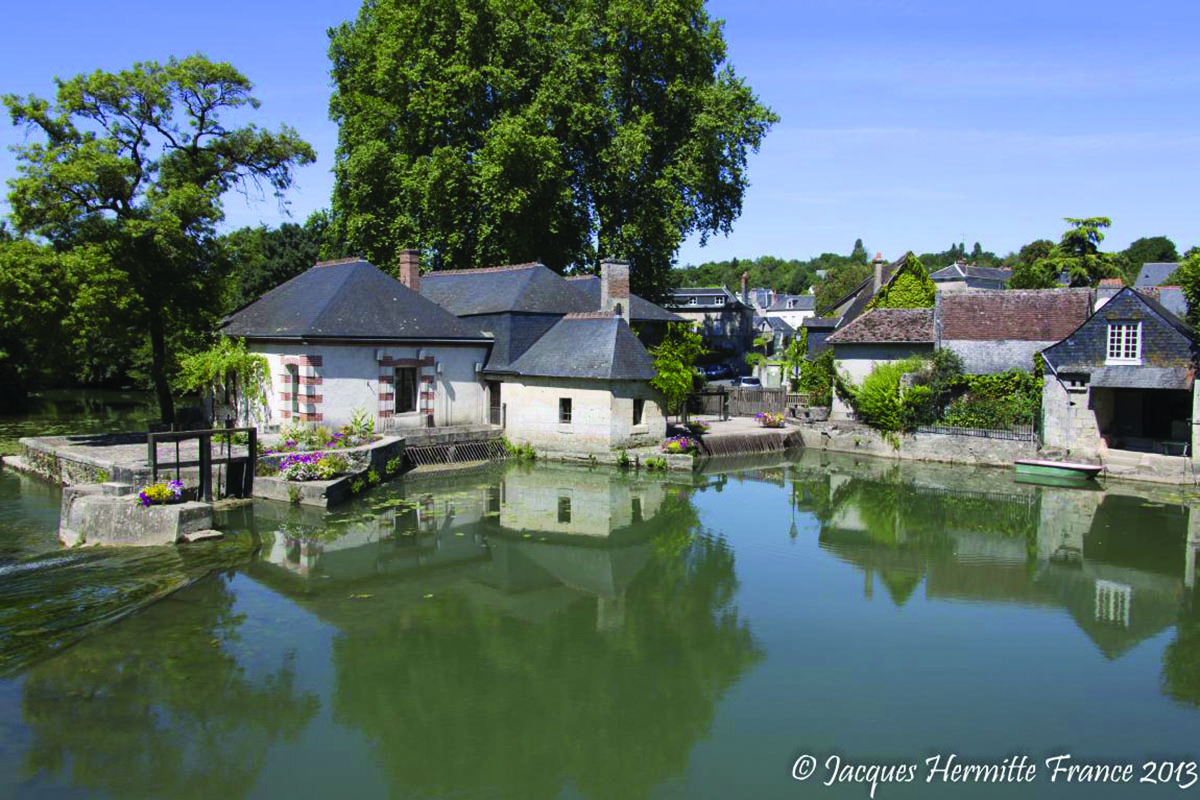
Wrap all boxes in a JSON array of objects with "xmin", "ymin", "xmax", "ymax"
[
  {"xmin": 664, "ymin": 280, "xmax": 756, "ymax": 363},
  {"xmin": 753, "ymin": 316, "xmax": 795, "ymax": 355},
  {"xmin": 762, "ymin": 293, "xmax": 816, "ymax": 329},
  {"xmin": 218, "ymin": 255, "xmax": 492, "ymax": 430},
  {"xmin": 928, "ymin": 261, "xmax": 1012, "ymax": 291},
  {"xmin": 1041, "ymin": 286, "xmax": 1200, "ymax": 461},
  {"xmin": 420, "ymin": 259, "xmax": 669, "ymax": 453},
  {"xmin": 826, "ymin": 308, "xmax": 936, "ymax": 419},
  {"xmin": 802, "ymin": 253, "xmax": 901, "ymax": 358},
  {"xmin": 934, "ymin": 289, "xmax": 1093, "ymax": 374}
]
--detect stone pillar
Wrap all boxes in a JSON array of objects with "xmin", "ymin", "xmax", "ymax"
[{"xmin": 398, "ymin": 249, "xmax": 421, "ymax": 292}]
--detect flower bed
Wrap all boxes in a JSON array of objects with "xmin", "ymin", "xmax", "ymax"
[
  {"xmin": 136, "ymin": 479, "xmax": 185, "ymax": 508},
  {"xmin": 278, "ymin": 452, "xmax": 352, "ymax": 482},
  {"xmin": 755, "ymin": 411, "xmax": 786, "ymax": 428},
  {"xmin": 661, "ymin": 435, "xmax": 699, "ymax": 455}
]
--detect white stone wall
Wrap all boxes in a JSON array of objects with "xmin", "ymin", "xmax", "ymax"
[
  {"xmin": 831, "ymin": 343, "xmax": 934, "ymax": 419},
  {"xmin": 500, "ymin": 376, "xmax": 666, "ymax": 452},
  {"xmin": 943, "ymin": 339, "xmax": 1053, "ymax": 375},
  {"xmin": 249, "ymin": 341, "xmax": 489, "ymax": 431},
  {"xmin": 1041, "ymin": 375, "xmax": 1106, "ymax": 456},
  {"xmin": 764, "ymin": 308, "xmax": 813, "ymax": 329}
]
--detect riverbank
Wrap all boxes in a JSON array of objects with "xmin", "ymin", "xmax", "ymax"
[{"xmin": 798, "ymin": 419, "xmax": 1200, "ymax": 489}]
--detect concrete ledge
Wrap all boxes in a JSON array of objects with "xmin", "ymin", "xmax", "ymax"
[
  {"xmin": 60, "ymin": 486, "xmax": 213, "ymax": 547},
  {"xmin": 255, "ymin": 473, "xmax": 356, "ymax": 508},
  {"xmin": 537, "ymin": 448, "xmax": 694, "ymax": 472},
  {"xmin": 798, "ymin": 421, "xmax": 1037, "ymax": 467}
]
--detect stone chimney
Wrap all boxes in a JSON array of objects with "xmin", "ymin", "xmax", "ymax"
[
  {"xmin": 741, "ymin": 271, "xmax": 750, "ymax": 305},
  {"xmin": 872, "ymin": 253, "xmax": 885, "ymax": 294},
  {"xmin": 600, "ymin": 259, "xmax": 630, "ymax": 322},
  {"xmin": 398, "ymin": 249, "xmax": 421, "ymax": 292}
]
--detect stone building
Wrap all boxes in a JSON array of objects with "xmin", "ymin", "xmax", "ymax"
[
  {"xmin": 928, "ymin": 262, "xmax": 1012, "ymax": 291},
  {"xmin": 826, "ymin": 308, "xmax": 936, "ymax": 419},
  {"xmin": 1041, "ymin": 287, "xmax": 1200, "ymax": 459},
  {"xmin": 663, "ymin": 284, "xmax": 756, "ymax": 363},
  {"xmin": 763, "ymin": 293, "xmax": 815, "ymax": 329},
  {"xmin": 421, "ymin": 259, "xmax": 668, "ymax": 452},
  {"xmin": 934, "ymin": 289, "xmax": 1093, "ymax": 374},
  {"xmin": 219, "ymin": 256, "xmax": 492, "ymax": 430}
]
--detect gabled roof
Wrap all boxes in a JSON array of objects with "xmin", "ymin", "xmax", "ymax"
[
  {"xmin": 937, "ymin": 289, "xmax": 1094, "ymax": 342},
  {"xmin": 219, "ymin": 259, "xmax": 486, "ymax": 341},
  {"xmin": 1135, "ymin": 262, "xmax": 1181, "ymax": 289},
  {"xmin": 666, "ymin": 286, "xmax": 749, "ymax": 308},
  {"xmin": 566, "ymin": 276, "xmax": 683, "ymax": 322},
  {"xmin": 421, "ymin": 263, "xmax": 594, "ymax": 316},
  {"xmin": 826, "ymin": 308, "xmax": 934, "ymax": 344},
  {"xmin": 755, "ymin": 316, "xmax": 795, "ymax": 335},
  {"xmin": 504, "ymin": 314, "xmax": 656, "ymax": 380},
  {"xmin": 766, "ymin": 294, "xmax": 815, "ymax": 312},
  {"xmin": 928, "ymin": 263, "xmax": 967, "ymax": 281},
  {"xmin": 929, "ymin": 263, "xmax": 1011, "ymax": 283},
  {"xmin": 817, "ymin": 256, "xmax": 903, "ymax": 322},
  {"xmin": 802, "ymin": 316, "xmax": 840, "ymax": 329}
]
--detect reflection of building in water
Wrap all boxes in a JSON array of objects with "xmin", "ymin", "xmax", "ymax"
[
  {"xmin": 249, "ymin": 465, "xmax": 683, "ymax": 633},
  {"xmin": 815, "ymin": 468, "xmax": 1196, "ymax": 659},
  {"xmin": 498, "ymin": 467, "xmax": 668, "ymax": 537}
]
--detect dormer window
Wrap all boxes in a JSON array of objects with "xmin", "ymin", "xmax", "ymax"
[{"xmin": 1106, "ymin": 321, "xmax": 1141, "ymax": 365}]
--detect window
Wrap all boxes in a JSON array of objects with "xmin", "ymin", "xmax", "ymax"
[
  {"xmin": 557, "ymin": 496, "xmax": 572, "ymax": 523},
  {"xmin": 559, "ymin": 397, "xmax": 572, "ymax": 424},
  {"xmin": 396, "ymin": 367, "xmax": 418, "ymax": 413},
  {"xmin": 1106, "ymin": 322, "xmax": 1141, "ymax": 364},
  {"xmin": 286, "ymin": 364, "xmax": 300, "ymax": 415},
  {"xmin": 633, "ymin": 398, "xmax": 645, "ymax": 426}
]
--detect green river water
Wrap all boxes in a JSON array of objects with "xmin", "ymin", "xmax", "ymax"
[{"xmin": 0, "ymin": 445, "xmax": 1199, "ymax": 799}]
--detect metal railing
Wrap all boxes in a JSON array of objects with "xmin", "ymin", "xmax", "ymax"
[
  {"xmin": 147, "ymin": 427, "xmax": 258, "ymax": 501},
  {"xmin": 914, "ymin": 422, "xmax": 1037, "ymax": 442}
]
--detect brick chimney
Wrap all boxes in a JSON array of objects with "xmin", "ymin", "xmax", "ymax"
[
  {"xmin": 398, "ymin": 249, "xmax": 421, "ymax": 292},
  {"xmin": 741, "ymin": 271, "xmax": 750, "ymax": 305},
  {"xmin": 872, "ymin": 253, "xmax": 885, "ymax": 294},
  {"xmin": 600, "ymin": 259, "xmax": 630, "ymax": 322}
]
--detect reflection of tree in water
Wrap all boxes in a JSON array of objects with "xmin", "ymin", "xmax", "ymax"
[
  {"xmin": 1163, "ymin": 590, "xmax": 1200, "ymax": 707},
  {"xmin": 19, "ymin": 573, "xmax": 319, "ymax": 799},
  {"xmin": 329, "ymin": 495, "xmax": 761, "ymax": 800}
]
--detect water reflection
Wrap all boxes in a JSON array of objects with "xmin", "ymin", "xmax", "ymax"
[
  {"xmin": 14, "ymin": 574, "xmax": 319, "ymax": 799},
  {"xmin": 9, "ymin": 454, "xmax": 1200, "ymax": 799}
]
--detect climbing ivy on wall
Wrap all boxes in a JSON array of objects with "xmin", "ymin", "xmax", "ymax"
[{"xmin": 869, "ymin": 253, "xmax": 935, "ymax": 309}]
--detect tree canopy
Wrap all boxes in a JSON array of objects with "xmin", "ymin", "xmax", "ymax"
[
  {"xmin": 328, "ymin": 0, "xmax": 777, "ymax": 300},
  {"xmin": 1009, "ymin": 217, "xmax": 1121, "ymax": 289},
  {"xmin": 4, "ymin": 55, "xmax": 315, "ymax": 422}
]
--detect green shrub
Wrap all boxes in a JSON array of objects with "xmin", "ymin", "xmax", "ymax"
[
  {"xmin": 838, "ymin": 356, "xmax": 928, "ymax": 433},
  {"xmin": 899, "ymin": 384, "xmax": 936, "ymax": 430},
  {"xmin": 317, "ymin": 452, "xmax": 350, "ymax": 480},
  {"xmin": 367, "ymin": 468, "xmax": 380, "ymax": 486},
  {"xmin": 348, "ymin": 407, "xmax": 375, "ymax": 439},
  {"xmin": 503, "ymin": 438, "xmax": 537, "ymax": 461},
  {"xmin": 797, "ymin": 349, "xmax": 835, "ymax": 407},
  {"xmin": 351, "ymin": 477, "xmax": 365, "ymax": 494},
  {"xmin": 615, "ymin": 449, "xmax": 632, "ymax": 468},
  {"xmin": 386, "ymin": 455, "xmax": 403, "ymax": 476},
  {"xmin": 942, "ymin": 369, "xmax": 1041, "ymax": 429},
  {"xmin": 644, "ymin": 457, "xmax": 668, "ymax": 472}
]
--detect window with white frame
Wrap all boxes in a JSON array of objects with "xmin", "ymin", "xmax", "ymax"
[{"xmin": 1106, "ymin": 322, "xmax": 1141, "ymax": 364}]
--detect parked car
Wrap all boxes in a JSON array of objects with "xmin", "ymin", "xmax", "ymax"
[
  {"xmin": 703, "ymin": 364, "xmax": 733, "ymax": 381},
  {"xmin": 736, "ymin": 376, "xmax": 762, "ymax": 388}
]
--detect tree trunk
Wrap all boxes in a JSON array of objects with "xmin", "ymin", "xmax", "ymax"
[{"xmin": 149, "ymin": 307, "xmax": 175, "ymax": 426}]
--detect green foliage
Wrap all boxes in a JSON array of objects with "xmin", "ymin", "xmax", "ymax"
[
  {"xmin": 386, "ymin": 455, "xmax": 403, "ymax": 476},
  {"xmin": 221, "ymin": 211, "xmax": 346, "ymax": 309},
  {"xmin": 813, "ymin": 261, "xmax": 873, "ymax": 312},
  {"xmin": 288, "ymin": 485, "xmax": 302, "ymax": 505},
  {"xmin": 797, "ymin": 349, "xmax": 835, "ymax": 407},
  {"xmin": 367, "ymin": 468, "xmax": 380, "ymax": 486},
  {"xmin": 1123, "ymin": 235, "xmax": 1179, "ymax": 282},
  {"xmin": 1170, "ymin": 250, "xmax": 1200, "ymax": 327},
  {"xmin": 1013, "ymin": 217, "xmax": 1121, "ymax": 289},
  {"xmin": 941, "ymin": 370, "xmax": 1041, "ymax": 428},
  {"xmin": 4, "ymin": 55, "xmax": 315, "ymax": 423},
  {"xmin": 328, "ymin": 0, "xmax": 777, "ymax": 298},
  {"xmin": 351, "ymin": 478, "xmax": 365, "ymax": 494},
  {"xmin": 916, "ymin": 241, "xmax": 1005, "ymax": 271},
  {"xmin": 898, "ymin": 384, "xmax": 936, "ymax": 430},
  {"xmin": 503, "ymin": 439, "xmax": 537, "ymax": 461},
  {"xmin": 176, "ymin": 338, "xmax": 270, "ymax": 425},
  {"xmin": 615, "ymin": 449, "xmax": 632, "ymax": 469},
  {"xmin": 650, "ymin": 323, "xmax": 706, "ymax": 418},
  {"xmin": 837, "ymin": 356, "xmax": 928, "ymax": 433},
  {"xmin": 869, "ymin": 253, "xmax": 934, "ymax": 309},
  {"xmin": 643, "ymin": 457, "xmax": 668, "ymax": 472},
  {"xmin": 782, "ymin": 334, "xmax": 807, "ymax": 391},
  {"xmin": 347, "ymin": 407, "xmax": 375, "ymax": 439},
  {"xmin": 318, "ymin": 453, "xmax": 351, "ymax": 479}
]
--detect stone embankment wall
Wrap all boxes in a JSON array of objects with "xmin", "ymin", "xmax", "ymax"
[{"xmin": 797, "ymin": 421, "xmax": 1037, "ymax": 467}]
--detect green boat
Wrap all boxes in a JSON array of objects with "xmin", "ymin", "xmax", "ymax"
[{"xmin": 1013, "ymin": 459, "xmax": 1103, "ymax": 485}]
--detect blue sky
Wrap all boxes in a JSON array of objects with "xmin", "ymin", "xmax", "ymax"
[{"xmin": 1, "ymin": 0, "xmax": 1196, "ymax": 266}]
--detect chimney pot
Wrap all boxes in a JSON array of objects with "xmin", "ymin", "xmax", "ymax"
[
  {"xmin": 398, "ymin": 249, "xmax": 421, "ymax": 292},
  {"xmin": 600, "ymin": 259, "xmax": 631, "ymax": 323},
  {"xmin": 872, "ymin": 253, "xmax": 885, "ymax": 294}
]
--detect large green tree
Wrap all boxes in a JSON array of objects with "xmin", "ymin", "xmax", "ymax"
[
  {"xmin": 1122, "ymin": 235, "xmax": 1179, "ymax": 282},
  {"xmin": 1009, "ymin": 218, "xmax": 1121, "ymax": 289},
  {"xmin": 5, "ymin": 55, "xmax": 315, "ymax": 423},
  {"xmin": 327, "ymin": 0, "xmax": 777, "ymax": 300}
]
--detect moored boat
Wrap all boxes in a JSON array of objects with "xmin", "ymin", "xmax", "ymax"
[{"xmin": 1013, "ymin": 459, "xmax": 1103, "ymax": 484}]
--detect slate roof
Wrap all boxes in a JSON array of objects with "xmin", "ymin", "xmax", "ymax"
[
  {"xmin": 1135, "ymin": 262, "xmax": 1181, "ymax": 288},
  {"xmin": 817, "ymin": 255, "xmax": 903, "ymax": 322},
  {"xmin": 826, "ymin": 308, "xmax": 934, "ymax": 344},
  {"xmin": 766, "ymin": 294, "xmax": 815, "ymax": 312},
  {"xmin": 929, "ymin": 263, "xmax": 1011, "ymax": 283},
  {"xmin": 504, "ymin": 314, "xmax": 656, "ymax": 380},
  {"xmin": 928, "ymin": 263, "xmax": 967, "ymax": 281},
  {"xmin": 420, "ymin": 263, "xmax": 594, "ymax": 316},
  {"xmin": 937, "ymin": 289, "xmax": 1093, "ymax": 342},
  {"xmin": 566, "ymin": 275, "xmax": 683, "ymax": 322},
  {"xmin": 802, "ymin": 316, "xmax": 840, "ymax": 329},
  {"xmin": 666, "ymin": 286, "xmax": 749, "ymax": 308},
  {"xmin": 219, "ymin": 260, "xmax": 487, "ymax": 341},
  {"xmin": 755, "ymin": 316, "xmax": 795, "ymax": 335}
]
